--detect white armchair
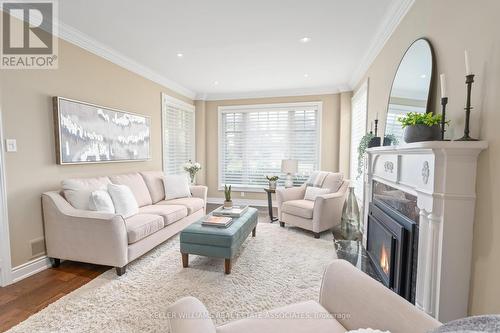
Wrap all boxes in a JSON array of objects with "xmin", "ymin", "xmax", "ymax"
[{"xmin": 276, "ymin": 172, "xmax": 349, "ymax": 238}]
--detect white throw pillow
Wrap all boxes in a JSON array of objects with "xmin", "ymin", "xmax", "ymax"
[
  {"xmin": 107, "ymin": 184, "xmax": 138, "ymax": 218},
  {"xmin": 304, "ymin": 186, "xmax": 330, "ymax": 201},
  {"xmin": 163, "ymin": 174, "xmax": 192, "ymax": 200},
  {"xmin": 62, "ymin": 177, "xmax": 111, "ymax": 210},
  {"xmin": 88, "ymin": 190, "xmax": 115, "ymax": 213}
]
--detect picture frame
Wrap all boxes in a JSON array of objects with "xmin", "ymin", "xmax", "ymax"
[{"xmin": 53, "ymin": 97, "xmax": 151, "ymax": 164}]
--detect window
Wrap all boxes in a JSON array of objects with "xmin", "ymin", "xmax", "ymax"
[
  {"xmin": 218, "ymin": 102, "xmax": 322, "ymax": 191},
  {"xmin": 350, "ymin": 80, "xmax": 368, "ymax": 203},
  {"xmin": 161, "ymin": 94, "xmax": 195, "ymax": 174}
]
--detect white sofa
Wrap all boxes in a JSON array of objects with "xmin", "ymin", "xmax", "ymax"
[
  {"xmin": 167, "ymin": 260, "xmax": 441, "ymax": 333},
  {"xmin": 42, "ymin": 171, "xmax": 207, "ymax": 275},
  {"xmin": 276, "ymin": 172, "xmax": 349, "ymax": 238}
]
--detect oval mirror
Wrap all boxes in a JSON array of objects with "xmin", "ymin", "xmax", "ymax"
[{"xmin": 384, "ymin": 38, "xmax": 435, "ymax": 144}]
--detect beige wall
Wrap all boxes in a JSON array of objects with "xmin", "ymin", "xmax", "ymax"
[
  {"xmin": 355, "ymin": 0, "xmax": 500, "ymax": 315},
  {"xmin": 197, "ymin": 94, "xmax": 342, "ymax": 201},
  {"xmin": 0, "ymin": 39, "xmax": 192, "ymax": 267}
]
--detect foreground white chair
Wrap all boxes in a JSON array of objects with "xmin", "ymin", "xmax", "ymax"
[{"xmin": 167, "ymin": 260, "xmax": 441, "ymax": 333}]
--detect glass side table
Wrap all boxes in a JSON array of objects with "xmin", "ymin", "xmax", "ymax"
[{"xmin": 263, "ymin": 188, "xmax": 279, "ymax": 223}]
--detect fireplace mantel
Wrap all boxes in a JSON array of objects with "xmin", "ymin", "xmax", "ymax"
[{"xmin": 363, "ymin": 141, "xmax": 488, "ymax": 322}]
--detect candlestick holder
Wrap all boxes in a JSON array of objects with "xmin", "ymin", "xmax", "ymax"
[
  {"xmin": 456, "ymin": 74, "xmax": 478, "ymax": 141},
  {"xmin": 440, "ymin": 97, "xmax": 448, "ymax": 140},
  {"xmin": 368, "ymin": 118, "xmax": 381, "ymax": 147}
]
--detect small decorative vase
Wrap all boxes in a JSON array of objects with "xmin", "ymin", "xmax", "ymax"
[
  {"xmin": 404, "ymin": 124, "xmax": 440, "ymax": 143},
  {"xmin": 341, "ymin": 187, "xmax": 361, "ymax": 240},
  {"xmin": 189, "ymin": 173, "xmax": 196, "ymax": 185},
  {"xmin": 223, "ymin": 200, "xmax": 233, "ymax": 209},
  {"xmin": 269, "ymin": 180, "xmax": 277, "ymax": 190}
]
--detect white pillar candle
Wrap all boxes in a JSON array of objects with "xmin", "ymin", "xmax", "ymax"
[
  {"xmin": 440, "ymin": 74, "xmax": 447, "ymax": 98},
  {"xmin": 465, "ymin": 50, "xmax": 471, "ymax": 75}
]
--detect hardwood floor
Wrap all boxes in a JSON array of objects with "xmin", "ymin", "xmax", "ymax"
[
  {"xmin": 0, "ymin": 261, "xmax": 108, "ymax": 332},
  {"xmin": 0, "ymin": 204, "xmax": 277, "ymax": 332}
]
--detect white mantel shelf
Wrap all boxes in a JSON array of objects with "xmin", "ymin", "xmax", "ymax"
[{"xmin": 363, "ymin": 141, "xmax": 488, "ymax": 323}]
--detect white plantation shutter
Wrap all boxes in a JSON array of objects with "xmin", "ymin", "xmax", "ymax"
[
  {"xmin": 350, "ymin": 81, "xmax": 368, "ymax": 203},
  {"xmin": 162, "ymin": 94, "xmax": 195, "ymax": 174},
  {"xmin": 219, "ymin": 102, "xmax": 321, "ymax": 191}
]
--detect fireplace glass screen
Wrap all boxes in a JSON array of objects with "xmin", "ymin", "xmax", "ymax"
[{"xmin": 367, "ymin": 218, "xmax": 395, "ymax": 285}]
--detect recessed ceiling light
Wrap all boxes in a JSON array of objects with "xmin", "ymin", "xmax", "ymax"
[
  {"xmin": 300, "ymin": 37, "xmax": 311, "ymax": 43},
  {"xmin": 177, "ymin": 53, "xmax": 184, "ymax": 58},
  {"xmin": 213, "ymin": 81, "xmax": 219, "ymax": 85},
  {"xmin": 304, "ymin": 73, "xmax": 309, "ymax": 78}
]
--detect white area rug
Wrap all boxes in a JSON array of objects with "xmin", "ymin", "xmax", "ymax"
[{"xmin": 8, "ymin": 223, "xmax": 337, "ymax": 333}]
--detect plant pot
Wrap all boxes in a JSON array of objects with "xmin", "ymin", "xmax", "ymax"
[
  {"xmin": 367, "ymin": 136, "xmax": 381, "ymax": 148},
  {"xmin": 269, "ymin": 180, "xmax": 277, "ymax": 190},
  {"xmin": 404, "ymin": 124, "xmax": 441, "ymax": 143},
  {"xmin": 383, "ymin": 137, "xmax": 393, "ymax": 146},
  {"xmin": 223, "ymin": 200, "xmax": 233, "ymax": 209}
]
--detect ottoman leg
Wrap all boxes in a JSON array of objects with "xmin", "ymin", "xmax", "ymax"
[
  {"xmin": 252, "ymin": 227, "xmax": 256, "ymax": 237},
  {"xmin": 182, "ymin": 253, "xmax": 189, "ymax": 268},
  {"xmin": 280, "ymin": 222, "xmax": 285, "ymax": 227},
  {"xmin": 224, "ymin": 259, "xmax": 231, "ymax": 274}
]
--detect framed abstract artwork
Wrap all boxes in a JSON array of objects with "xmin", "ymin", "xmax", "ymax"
[{"xmin": 53, "ymin": 97, "xmax": 151, "ymax": 164}]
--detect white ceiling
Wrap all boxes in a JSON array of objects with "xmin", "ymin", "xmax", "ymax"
[{"xmin": 58, "ymin": 0, "xmax": 412, "ymax": 100}]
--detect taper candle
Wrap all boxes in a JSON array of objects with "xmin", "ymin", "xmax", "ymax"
[
  {"xmin": 440, "ymin": 74, "xmax": 447, "ymax": 98},
  {"xmin": 465, "ymin": 50, "xmax": 471, "ymax": 75}
]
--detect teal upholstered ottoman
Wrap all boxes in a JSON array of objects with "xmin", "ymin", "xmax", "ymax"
[{"xmin": 180, "ymin": 207, "xmax": 258, "ymax": 274}]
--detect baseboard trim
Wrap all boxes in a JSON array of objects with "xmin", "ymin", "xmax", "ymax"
[
  {"xmin": 207, "ymin": 197, "xmax": 277, "ymax": 208},
  {"xmin": 11, "ymin": 256, "xmax": 52, "ymax": 284}
]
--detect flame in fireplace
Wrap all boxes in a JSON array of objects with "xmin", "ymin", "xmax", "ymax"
[{"xmin": 380, "ymin": 245, "xmax": 390, "ymax": 275}]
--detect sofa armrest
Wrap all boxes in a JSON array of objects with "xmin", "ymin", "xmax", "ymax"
[
  {"xmin": 312, "ymin": 181, "xmax": 349, "ymax": 232},
  {"xmin": 319, "ymin": 260, "xmax": 441, "ymax": 333},
  {"xmin": 42, "ymin": 191, "xmax": 128, "ymax": 267},
  {"xmin": 167, "ymin": 296, "xmax": 216, "ymax": 333},
  {"xmin": 190, "ymin": 185, "xmax": 208, "ymax": 212},
  {"xmin": 276, "ymin": 185, "xmax": 306, "ymax": 220}
]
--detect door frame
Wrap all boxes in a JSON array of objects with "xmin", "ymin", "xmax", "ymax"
[{"xmin": 0, "ymin": 109, "xmax": 12, "ymax": 287}]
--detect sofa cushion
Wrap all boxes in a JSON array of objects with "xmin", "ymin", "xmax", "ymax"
[
  {"xmin": 62, "ymin": 176, "xmax": 111, "ymax": 210},
  {"xmin": 124, "ymin": 214, "xmax": 164, "ymax": 244},
  {"xmin": 322, "ymin": 172, "xmax": 344, "ymax": 192},
  {"xmin": 139, "ymin": 204, "xmax": 187, "ymax": 225},
  {"xmin": 164, "ymin": 174, "xmax": 192, "ymax": 200},
  {"xmin": 140, "ymin": 171, "xmax": 165, "ymax": 203},
  {"xmin": 108, "ymin": 184, "xmax": 139, "ymax": 218},
  {"xmin": 281, "ymin": 199, "xmax": 315, "ymax": 219},
  {"xmin": 158, "ymin": 197, "xmax": 204, "ymax": 214},
  {"xmin": 88, "ymin": 190, "xmax": 115, "ymax": 213},
  {"xmin": 217, "ymin": 300, "xmax": 346, "ymax": 333},
  {"xmin": 109, "ymin": 173, "xmax": 153, "ymax": 207},
  {"xmin": 304, "ymin": 186, "xmax": 330, "ymax": 201}
]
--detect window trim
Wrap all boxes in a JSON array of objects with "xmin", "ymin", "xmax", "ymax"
[
  {"xmin": 161, "ymin": 93, "xmax": 196, "ymax": 174},
  {"xmin": 217, "ymin": 101, "xmax": 322, "ymax": 192}
]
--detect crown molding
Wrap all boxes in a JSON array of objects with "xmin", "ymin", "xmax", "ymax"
[
  {"xmin": 197, "ymin": 85, "xmax": 351, "ymax": 101},
  {"xmin": 348, "ymin": 0, "xmax": 415, "ymax": 89},
  {"xmin": 54, "ymin": 22, "xmax": 197, "ymax": 100}
]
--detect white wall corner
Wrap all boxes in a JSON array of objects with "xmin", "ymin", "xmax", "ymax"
[{"xmin": 348, "ymin": 0, "xmax": 416, "ymax": 89}]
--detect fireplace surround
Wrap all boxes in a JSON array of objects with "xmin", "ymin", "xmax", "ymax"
[{"xmin": 363, "ymin": 141, "xmax": 487, "ymax": 322}]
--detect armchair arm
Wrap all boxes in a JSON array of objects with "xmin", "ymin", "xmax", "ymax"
[
  {"xmin": 319, "ymin": 260, "xmax": 441, "ymax": 333},
  {"xmin": 42, "ymin": 191, "xmax": 128, "ymax": 267},
  {"xmin": 312, "ymin": 181, "xmax": 349, "ymax": 232},
  {"xmin": 276, "ymin": 185, "xmax": 306, "ymax": 220},
  {"xmin": 167, "ymin": 296, "xmax": 216, "ymax": 333},
  {"xmin": 190, "ymin": 185, "xmax": 208, "ymax": 212}
]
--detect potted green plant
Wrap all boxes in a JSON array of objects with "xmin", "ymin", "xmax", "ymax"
[
  {"xmin": 383, "ymin": 133, "xmax": 399, "ymax": 146},
  {"xmin": 357, "ymin": 132, "xmax": 374, "ymax": 180},
  {"xmin": 398, "ymin": 112, "xmax": 443, "ymax": 143},
  {"xmin": 266, "ymin": 175, "xmax": 279, "ymax": 190},
  {"xmin": 224, "ymin": 184, "xmax": 232, "ymax": 209}
]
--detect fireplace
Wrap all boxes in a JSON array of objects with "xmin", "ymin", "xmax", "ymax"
[{"xmin": 367, "ymin": 181, "xmax": 419, "ymax": 303}]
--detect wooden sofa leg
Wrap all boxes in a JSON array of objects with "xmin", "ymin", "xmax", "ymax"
[
  {"xmin": 50, "ymin": 258, "xmax": 60, "ymax": 268},
  {"xmin": 224, "ymin": 259, "xmax": 232, "ymax": 274},
  {"xmin": 313, "ymin": 232, "xmax": 320, "ymax": 239},
  {"xmin": 116, "ymin": 265, "xmax": 127, "ymax": 276},
  {"xmin": 280, "ymin": 222, "xmax": 285, "ymax": 227},
  {"xmin": 252, "ymin": 227, "xmax": 256, "ymax": 237}
]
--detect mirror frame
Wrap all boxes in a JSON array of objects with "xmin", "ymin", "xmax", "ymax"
[{"xmin": 385, "ymin": 38, "xmax": 436, "ymax": 136}]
